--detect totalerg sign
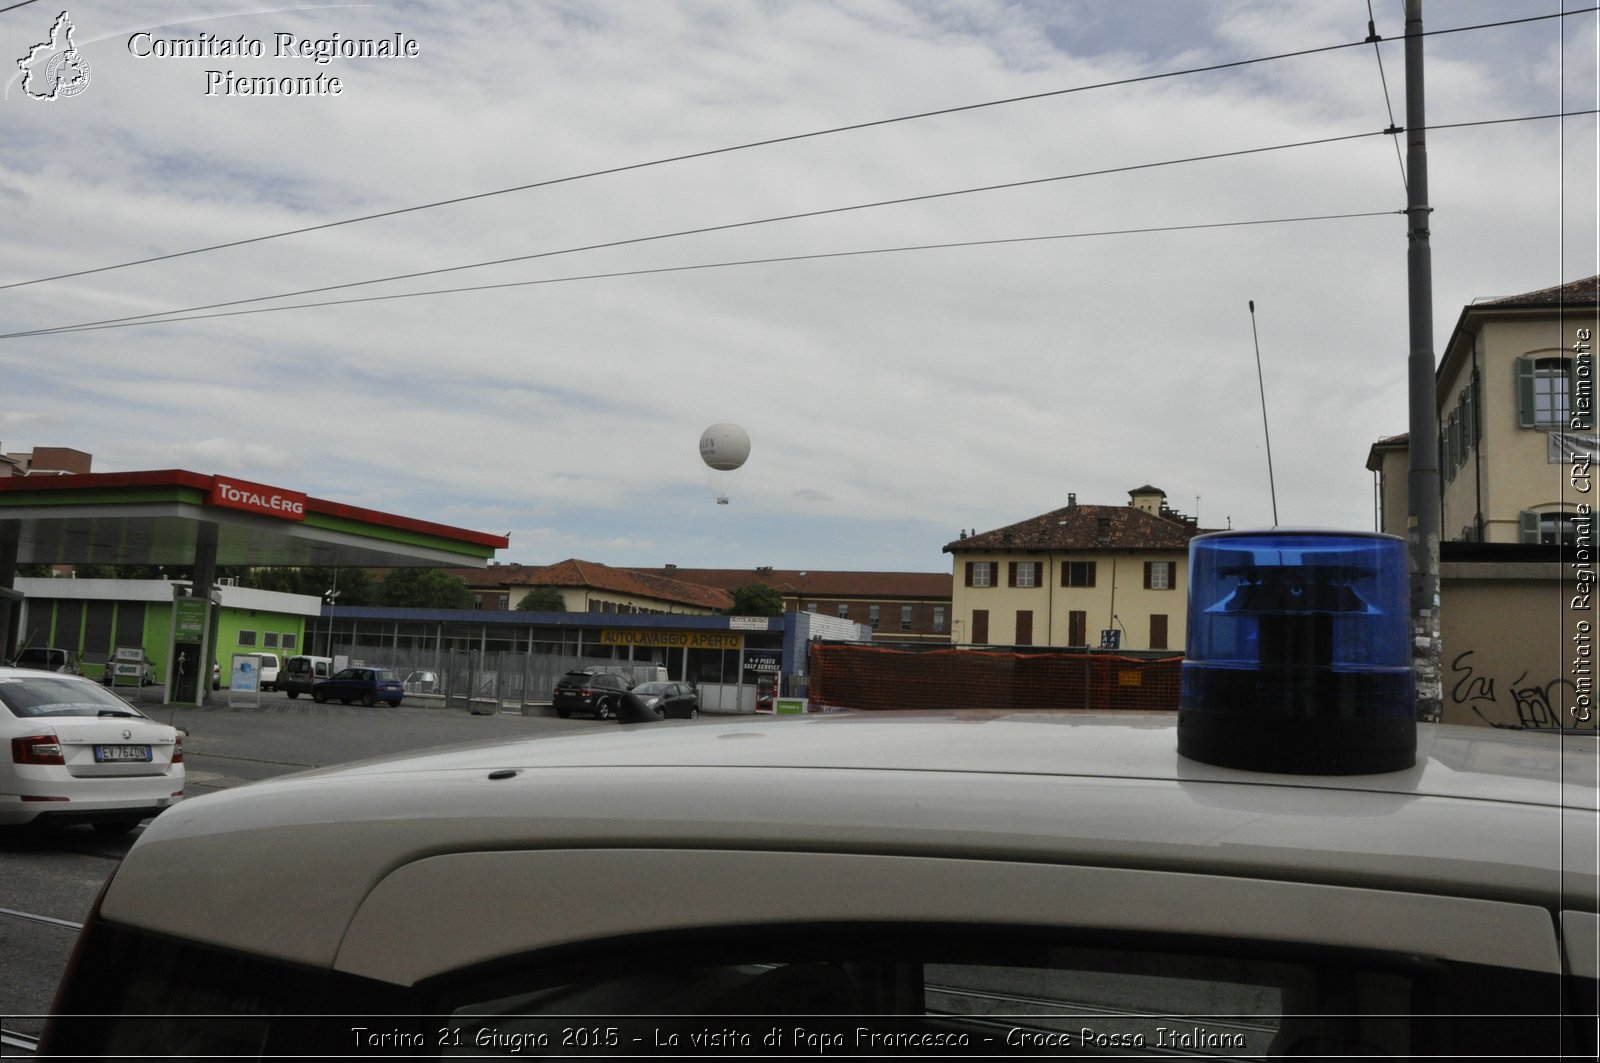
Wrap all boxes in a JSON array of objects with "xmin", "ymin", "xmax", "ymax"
[{"xmin": 209, "ymin": 476, "xmax": 307, "ymax": 521}]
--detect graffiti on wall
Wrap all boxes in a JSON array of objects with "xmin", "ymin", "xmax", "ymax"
[{"xmin": 1448, "ymin": 650, "xmax": 1590, "ymax": 729}]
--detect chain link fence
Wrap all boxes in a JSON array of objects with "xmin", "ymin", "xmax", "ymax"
[{"xmin": 332, "ymin": 642, "xmax": 666, "ymax": 713}]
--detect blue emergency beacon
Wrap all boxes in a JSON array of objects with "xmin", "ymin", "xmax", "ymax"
[{"xmin": 1177, "ymin": 529, "xmax": 1415, "ymax": 774}]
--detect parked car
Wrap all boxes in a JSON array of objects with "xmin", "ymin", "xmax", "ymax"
[
  {"xmin": 10, "ymin": 647, "xmax": 80, "ymax": 675},
  {"xmin": 279, "ymin": 655, "xmax": 334, "ymax": 699},
  {"xmin": 403, "ymin": 670, "xmax": 438, "ymax": 694},
  {"xmin": 0, "ymin": 666, "xmax": 183, "ymax": 835},
  {"xmin": 552, "ymin": 668, "xmax": 633, "ymax": 719},
  {"xmin": 36, "ymin": 713, "xmax": 1599, "ymax": 1058},
  {"xmin": 312, "ymin": 667, "xmax": 403, "ymax": 707},
  {"xmin": 627, "ymin": 680, "xmax": 699, "ymax": 720}
]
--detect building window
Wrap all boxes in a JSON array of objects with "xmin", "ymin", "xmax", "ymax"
[
  {"xmin": 1009, "ymin": 562, "xmax": 1039, "ymax": 588},
  {"xmin": 933, "ymin": 606, "xmax": 946, "ymax": 633},
  {"xmin": 1519, "ymin": 355, "xmax": 1593, "ymax": 428},
  {"xmin": 281, "ymin": 634, "xmax": 297, "ymax": 650},
  {"xmin": 1015, "ymin": 610, "xmax": 1033, "ymax": 645},
  {"xmin": 499, "ymin": 594, "xmax": 509, "ymax": 609},
  {"xmin": 837, "ymin": 604, "xmax": 850, "ymax": 619},
  {"xmin": 263, "ymin": 632, "xmax": 279, "ymax": 648},
  {"xmin": 473, "ymin": 594, "xmax": 483, "ymax": 609},
  {"xmin": 869, "ymin": 605, "xmax": 880, "ymax": 630},
  {"xmin": 901, "ymin": 606, "xmax": 913, "ymax": 631},
  {"xmin": 1062, "ymin": 562, "xmax": 1096, "ymax": 588},
  {"xmin": 1523, "ymin": 510, "xmax": 1592, "ymax": 547},
  {"xmin": 1144, "ymin": 561, "xmax": 1174, "ymax": 590},
  {"xmin": 237, "ymin": 630, "xmax": 257, "ymax": 646},
  {"xmin": 966, "ymin": 561, "xmax": 995, "ymax": 588},
  {"xmin": 971, "ymin": 609, "xmax": 989, "ymax": 644},
  {"xmin": 806, "ymin": 602, "xmax": 818, "ymax": 613},
  {"xmin": 1068, "ymin": 611, "xmax": 1087, "ymax": 647},
  {"xmin": 1151, "ymin": 614, "xmax": 1169, "ymax": 650}
]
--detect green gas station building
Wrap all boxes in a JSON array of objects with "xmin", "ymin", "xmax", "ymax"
[{"xmin": 0, "ymin": 470, "xmax": 509, "ymax": 705}]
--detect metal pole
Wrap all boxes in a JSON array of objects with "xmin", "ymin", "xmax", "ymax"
[
  {"xmin": 1404, "ymin": 0, "xmax": 1443, "ymax": 722},
  {"xmin": 1249, "ymin": 300, "xmax": 1280, "ymax": 525}
]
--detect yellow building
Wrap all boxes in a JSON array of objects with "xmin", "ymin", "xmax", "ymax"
[
  {"xmin": 1367, "ymin": 275, "xmax": 1597, "ymax": 730},
  {"xmin": 943, "ymin": 486, "xmax": 1200, "ymax": 652},
  {"xmin": 1437, "ymin": 275, "xmax": 1596, "ymax": 544}
]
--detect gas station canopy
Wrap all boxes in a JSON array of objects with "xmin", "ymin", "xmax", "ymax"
[{"xmin": 0, "ymin": 470, "xmax": 508, "ymax": 569}]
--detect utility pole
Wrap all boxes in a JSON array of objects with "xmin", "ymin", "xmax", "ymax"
[{"xmin": 1404, "ymin": 0, "xmax": 1443, "ymax": 722}]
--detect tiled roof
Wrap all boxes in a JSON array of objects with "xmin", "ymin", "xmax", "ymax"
[
  {"xmin": 1477, "ymin": 275, "xmax": 1599, "ymax": 308},
  {"xmin": 627, "ymin": 567, "xmax": 951, "ymax": 600},
  {"xmin": 1366, "ymin": 432, "xmax": 1409, "ymax": 472},
  {"xmin": 507, "ymin": 559, "xmax": 733, "ymax": 610},
  {"xmin": 943, "ymin": 503, "xmax": 1202, "ymax": 554}
]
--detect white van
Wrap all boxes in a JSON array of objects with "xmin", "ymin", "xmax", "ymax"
[{"xmin": 277, "ymin": 655, "xmax": 332, "ymax": 699}]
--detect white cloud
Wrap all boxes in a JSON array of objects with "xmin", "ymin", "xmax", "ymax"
[{"xmin": 2, "ymin": 0, "xmax": 1595, "ymax": 568}]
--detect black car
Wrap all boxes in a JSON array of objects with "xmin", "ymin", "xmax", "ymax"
[
  {"xmin": 627, "ymin": 681, "xmax": 699, "ymax": 720},
  {"xmin": 552, "ymin": 669, "xmax": 633, "ymax": 719}
]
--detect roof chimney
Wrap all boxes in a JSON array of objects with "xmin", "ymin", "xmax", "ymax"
[{"xmin": 1068, "ymin": 493, "xmax": 1077, "ymax": 507}]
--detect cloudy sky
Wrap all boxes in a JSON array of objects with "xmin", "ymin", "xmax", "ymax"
[{"xmin": 2, "ymin": 1, "xmax": 1595, "ymax": 573}]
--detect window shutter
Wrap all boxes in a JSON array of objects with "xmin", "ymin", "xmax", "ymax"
[
  {"xmin": 1520, "ymin": 510, "xmax": 1540, "ymax": 544},
  {"xmin": 1086, "ymin": 562, "xmax": 1096, "ymax": 588},
  {"xmin": 1008, "ymin": 562, "xmax": 1018, "ymax": 587},
  {"xmin": 1516, "ymin": 357, "xmax": 1537, "ymax": 427},
  {"xmin": 964, "ymin": 562, "xmax": 974, "ymax": 587},
  {"xmin": 1143, "ymin": 562, "xmax": 1153, "ymax": 589}
]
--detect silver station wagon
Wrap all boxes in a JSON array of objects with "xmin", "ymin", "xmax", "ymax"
[{"xmin": 41, "ymin": 711, "xmax": 1600, "ymax": 1059}]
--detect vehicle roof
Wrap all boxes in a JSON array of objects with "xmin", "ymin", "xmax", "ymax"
[
  {"xmin": 0, "ymin": 664, "xmax": 86, "ymax": 678},
  {"xmin": 102, "ymin": 713, "xmax": 1598, "ymax": 970}
]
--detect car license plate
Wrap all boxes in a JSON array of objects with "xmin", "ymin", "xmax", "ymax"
[{"xmin": 95, "ymin": 745, "xmax": 152, "ymax": 763}]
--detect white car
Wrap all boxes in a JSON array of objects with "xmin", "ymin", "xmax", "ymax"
[
  {"xmin": 40, "ymin": 712, "xmax": 1598, "ymax": 1058},
  {"xmin": 0, "ymin": 667, "xmax": 184, "ymax": 835}
]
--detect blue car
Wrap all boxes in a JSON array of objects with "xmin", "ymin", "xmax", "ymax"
[{"xmin": 312, "ymin": 667, "xmax": 404, "ymax": 707}]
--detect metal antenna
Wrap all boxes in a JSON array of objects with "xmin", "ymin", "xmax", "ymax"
[{"xmin": 1249, "ymin": 300, "xmax": 1280, "ymax": 526}]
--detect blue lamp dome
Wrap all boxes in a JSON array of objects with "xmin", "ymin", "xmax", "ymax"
[{"xmin": 1177, "ymin": 529, "xmax": 1415, "ymax": 774}]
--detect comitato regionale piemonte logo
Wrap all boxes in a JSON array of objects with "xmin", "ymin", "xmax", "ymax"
[{"xmin": 17, "ymin": 10, "xmax": 92, "ymax": 100}]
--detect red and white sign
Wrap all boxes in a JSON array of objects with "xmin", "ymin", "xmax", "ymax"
[{"xmin": 209, "ymin": 476, "xmax": 307, "ymax": 521}]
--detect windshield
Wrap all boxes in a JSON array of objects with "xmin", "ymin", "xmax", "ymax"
[
  {"xmin": 13, "ymin": 649, "xmax": 62, "ymax": 667},
  {"xmin": 0, "ymin": 675, "xmax": 146, "ymax": 719},
  {"xmin": 633, "ymin": 682, "xmax": 668, "ymax": 695}
]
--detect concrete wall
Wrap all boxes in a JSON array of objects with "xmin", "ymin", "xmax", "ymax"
[{"xmin": 1440, "ymin": 560, "xmax": 1595, "ymax": 730}]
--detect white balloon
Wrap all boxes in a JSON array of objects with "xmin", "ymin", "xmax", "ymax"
[{"xmin": 699, "ymin": 423, "xmax": 751, "ymax": 471}]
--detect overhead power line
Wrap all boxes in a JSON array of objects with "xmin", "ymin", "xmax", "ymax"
[
  {"xmin": 5, "ymin": 108, "xmax": 1588, "ymax": 343},
  {"xmin": 0, "ymin": 128, "xmax": 1397, "ymax": 339},
  {"xmin": 1365, "ymin": 0, "xmax": 1408, "ymax": 192},
  {"xmin": 1, "ymin": 5, "xmax": 1591, "ymax": 293},
  {"xmin": 0, "ymin": 211, "xmax": 1399, "ymax": 340}
]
